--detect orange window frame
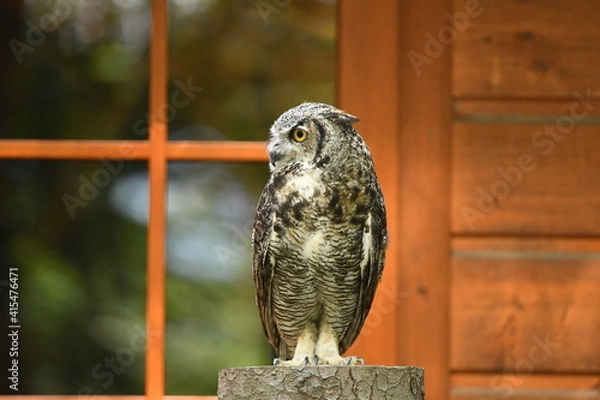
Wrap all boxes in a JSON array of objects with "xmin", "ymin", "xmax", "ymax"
[{"xmin": 0, "ymin": 1, "xmax": 409, "ymax": 399}]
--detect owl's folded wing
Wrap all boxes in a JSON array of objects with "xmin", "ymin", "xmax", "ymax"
[
  {"xmin": 251, "ymin": 185, "xmax": 288, "ymax": 358},
  {"xmin": 339, "ymin": 193, "xmax": 388, "ymax": 355}
]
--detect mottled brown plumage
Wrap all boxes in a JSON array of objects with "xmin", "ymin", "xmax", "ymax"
[{"xmin": 252, "ymin": 102, "xmax": 387, "ymax": 365}]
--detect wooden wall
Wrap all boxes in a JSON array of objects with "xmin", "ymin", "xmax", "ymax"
[
  {"xmin": 339, "ymin": 1, "xmax": 600, "ymax": 399},
  {"xmin": 450, "ymin": 0, "xmax": 600, "ymax": 398}
]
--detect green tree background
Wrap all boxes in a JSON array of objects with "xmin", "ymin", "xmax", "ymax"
[{"xmin": 0, "ymin": 0, "xmax": 335, "ymax": 395}]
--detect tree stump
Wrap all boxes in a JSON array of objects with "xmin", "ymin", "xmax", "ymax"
[{"xmin": 218, "ymin": 365, "xmax": 424, "ymax": 400}]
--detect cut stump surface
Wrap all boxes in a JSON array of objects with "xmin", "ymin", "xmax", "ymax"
[{"xmin": 218, "ymin": 365, "xmax": 425, "ymax": 400}]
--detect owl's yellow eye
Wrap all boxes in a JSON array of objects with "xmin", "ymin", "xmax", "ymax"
[{"xmin": 291, "ymin": 128, "xmax": 308, "ymax": 143}]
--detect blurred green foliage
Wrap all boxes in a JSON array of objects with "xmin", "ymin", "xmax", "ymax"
[{"xmin": 0, "ymin": 0, "xmax": 335, "ymax": 395}]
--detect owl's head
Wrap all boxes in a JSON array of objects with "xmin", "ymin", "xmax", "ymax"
[{"xmin": 267, "ymin": 102, "xmax": 359, "ymax": 171}]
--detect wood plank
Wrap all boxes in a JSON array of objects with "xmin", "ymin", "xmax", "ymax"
[
  {"xmin": 337, "ymin": 0, "xmax": 401, "ymax": 367},
  {"xmin": 452, "ymin": 0, "xmax": 600, "ymax": 99},
  {"xmin": 452, "ymin": 121, "xmax": 600, "ymax": 235},
  {"xmin": 340, "ymin": 1, "xmax": 454, "ymax": 397},
  {"xmin": 398, "ymin": 0, "xmax": 452, "ymax": 399},
  {"xmin": 452, "ymin": 373, "xmax": 600, "ymax": 400},
  {"xmin": 454, "ymin": 99, "xmax": 600, "ymax": 121},
  {"xmin": 451, "ymin": 238, "xmax": 600, "ymax": 373}
]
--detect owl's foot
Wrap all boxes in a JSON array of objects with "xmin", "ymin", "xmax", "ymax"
[
  {"xmin": 313, "ymin": 319, "xmax": 364, "ymax": 365},
  {"xmin": 273, "ymin": 356, "xmax": 316, "ymax": 366},
  {"xmin": 274, "ymin": 324, "xmax": 318, "ymax": 366}
]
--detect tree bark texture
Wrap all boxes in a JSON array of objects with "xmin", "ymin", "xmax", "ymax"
[{"xmin": 218, "ymin": 365, "xmax": 425, "ymax": 400}]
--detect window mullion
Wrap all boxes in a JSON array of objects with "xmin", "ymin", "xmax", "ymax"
[{"xmin": 146, "ymin": 0, "xmax": 168, "ymax": 399}]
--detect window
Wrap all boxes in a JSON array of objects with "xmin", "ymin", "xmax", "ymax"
[{"xmin": 0, "ymin": 0, "xmax": 336, "ymax": 397}]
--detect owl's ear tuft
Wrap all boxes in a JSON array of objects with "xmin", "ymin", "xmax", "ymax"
[{"xmin": 324, "ymin": 111, "xmax": 360, "ymax": 125}]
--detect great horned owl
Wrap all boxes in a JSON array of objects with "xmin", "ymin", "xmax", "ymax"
[{"xmin": 252, "ymin": 102, "xmax": 387, "ymax": 366}]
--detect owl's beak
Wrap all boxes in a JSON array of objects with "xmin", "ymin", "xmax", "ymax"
[{"xmin": 270, "ymin": 150, "xmax": 284, "ymax": 165}]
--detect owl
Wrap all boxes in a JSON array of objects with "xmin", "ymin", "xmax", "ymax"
[{"xmin": 252, "ymin": 102, "xmax": 387, "ymax": 366}]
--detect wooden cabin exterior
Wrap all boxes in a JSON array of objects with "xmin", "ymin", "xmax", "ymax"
[{"xmin": 1, "ymin": 1, "xmax": 598, "ymax": 399}]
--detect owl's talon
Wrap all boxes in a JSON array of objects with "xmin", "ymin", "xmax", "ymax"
[
  {"xmin": 344, "ymin": 356, "xmax": 364, "ymax": 366},
  {"xmin": 313, "ymin": 355, "xmax": 320, "ymax": 364},
  {"xmin": 272, "ymin": 356, "xmax": 317, "ymax": 366}
]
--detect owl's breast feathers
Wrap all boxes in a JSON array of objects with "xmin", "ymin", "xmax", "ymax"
[{"xmin": 270, "ymin": 163, "xmax": 375, "ymax": 230}]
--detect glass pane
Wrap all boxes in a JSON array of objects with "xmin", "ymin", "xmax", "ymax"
[
  {"xmin": 164, "ymin": 161, "xmax": 270, "ymax": 395},
  {"xmin": 0, "ymin": 160, "xmax": 147, "ymax": 394},
  {"xmin": 168, "ymin": 0, "xmax": 336, "ymax": 141},
  {"xmin": 1, "ymin": 1, "xmax": 149, "ymax": 139}
]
